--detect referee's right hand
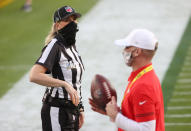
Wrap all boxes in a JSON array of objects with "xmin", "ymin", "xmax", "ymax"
[
  {"xmin": 30, "ymin": 64, "xmax": 79, "ymax": 106},
  {"xmin": 64, "ymin": 82, "xmax": 79, "ymax": 106}
]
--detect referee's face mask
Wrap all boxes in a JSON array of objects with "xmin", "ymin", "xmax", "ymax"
[
  {"xmin": 54, "ymin": 6, "xmax": 81, "ymax": 46},
  {"xmin": 56, "ymin": 19, "xmax": 79, "ymax": 46},
  {"xmin": 122, "ymin": 47, "xmax": 138, "ymax": 66}
]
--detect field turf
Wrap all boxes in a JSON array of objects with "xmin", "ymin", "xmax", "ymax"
[
  {"xmin": 1, "ymin": 1, "xmax": 191, "ymax": 130},
  {"xmin": 162, "ymin": 17, "xmax": 191, "ymax": 130},
  {"xmin": 0, "ymin": 0, "xmax": 98, "ymax": 98}
]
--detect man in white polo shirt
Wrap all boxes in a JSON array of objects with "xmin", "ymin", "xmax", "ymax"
[{"xmin": 89, "ymin": 29, "xmax": 165, "ymax": 131}]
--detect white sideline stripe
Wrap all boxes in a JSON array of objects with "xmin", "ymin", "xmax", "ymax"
[
  {"xmin": 184, "ymin": 61, "xmax": 191, "ymax": 66},
  {"xmin": 165, "ymin": 114, "xmax": 191, "ymax": 118},
  {"xmin": 185, "ymin": 57, "xmax": 191, "ymax": 61},
  {"xmin": 0, "ymin": 65, "xmax": 31, "ymax": 70},
  {"xmin": 189, "ymin": 46, "xmax": 191, "ymax": 50},
  {"xmin": 175, "ymin": 85, "xmax": 191, "ymax": 88},
  {"xmin": 173, "ymin": 91, "xmax": 191, "ymax": 95},
  {"xmin": 177, "ymin": 79, "xmax": 191, "ymax": 84},
  {"xmin": 178, "ymin": 72, "xmax": 191, "ymax": 77},
  {"xmin": 1, "ymin": 0, "xmax": 191, "ymax": 131},
  {"xmin": 167, "ymin": 106, "xmax": 191, "ymax": 110},
  {"xmin": 187, "ymin": 51, "xmax": 191, "ymax": 55},
  {"xmin": 182, "ymin": 67, "xmax": 191, "ymax": 71},
  {"xmin": 165, "ymin": 123, "xmax": 191, "ymax": 126},
  {"xmin": 188, "ymin": 47, "xmax": 191, "ymax": 50},
  {"xmin": 170, "ymin": 98, "xmax": 191, "ymax": 102}
]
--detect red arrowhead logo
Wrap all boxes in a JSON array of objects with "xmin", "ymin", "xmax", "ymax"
[{"xmin": 65, "ymin": 7, "xmax": 73, "ymax": 12}]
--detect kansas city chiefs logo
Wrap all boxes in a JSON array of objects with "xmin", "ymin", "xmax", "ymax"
[{"xmin": 65, "ymin": 7, "xmax": 73, "ymax": 12}]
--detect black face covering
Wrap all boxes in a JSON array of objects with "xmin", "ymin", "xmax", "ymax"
[{"xmin": 57, "ymin": 21, "xmax": 79, "ymax": 47}]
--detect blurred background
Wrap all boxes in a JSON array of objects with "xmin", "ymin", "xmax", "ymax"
[{"xmin": 0, "ymin": 0, "xmax": 191, "ymax": 130}]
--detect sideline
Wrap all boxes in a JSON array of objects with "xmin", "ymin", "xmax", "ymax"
[
  {"xmin": 0, "ymin": 0, "xmax": 191, "ymax": 131},
  {"xmin": 166, "ymin": 123, "xmax": 191, "ymax": 126}
]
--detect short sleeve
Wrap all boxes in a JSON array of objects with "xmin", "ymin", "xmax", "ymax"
[
  {"xmin": 35, "ymin": 39, "xmax": 59, "ymax": 73},
  {"xmin": 132, "ymin": 84, "xmax": 155, "ymax": 122}
]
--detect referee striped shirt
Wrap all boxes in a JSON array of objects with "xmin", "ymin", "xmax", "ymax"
[{"xmin": 36, "ymin": 37, "xmax": 85, "ymax": 101}]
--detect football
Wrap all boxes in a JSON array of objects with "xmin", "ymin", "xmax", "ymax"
[{"xmin": 91, "ymin": 74, "xmax": 117, "ymax": 111}]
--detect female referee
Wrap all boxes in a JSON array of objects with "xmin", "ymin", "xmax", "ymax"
[{"xmin": 30, "ymin": 6, "xmax": 85, "ymax": 131}]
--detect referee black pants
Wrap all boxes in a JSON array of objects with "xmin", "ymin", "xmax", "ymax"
[{"xmin": 41, "ymin": 103, "xmax": 79, "ymax": 131}]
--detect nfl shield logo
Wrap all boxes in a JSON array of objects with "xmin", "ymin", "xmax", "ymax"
[{"xmin": 65, "ymin": 6, "xmax": 73, "ymax": 12}]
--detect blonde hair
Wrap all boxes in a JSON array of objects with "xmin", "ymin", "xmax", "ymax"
[{"xmin": 45, "ymin": 23, "xmax": 57, "ymax": 45}]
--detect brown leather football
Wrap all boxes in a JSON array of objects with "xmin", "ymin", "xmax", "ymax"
[{"xmin": 91, "ymin": 74, "xmax": 117, "ymax": 111}]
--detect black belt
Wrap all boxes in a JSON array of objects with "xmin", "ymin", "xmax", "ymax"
[{"xmin": 44, "ymin": 96, "xmax": 77, "ymax": 109}]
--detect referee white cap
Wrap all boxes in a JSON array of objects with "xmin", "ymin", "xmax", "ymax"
[{"xmin": 115, "ymin": 29, "xmax": 158, "ymax": 50}]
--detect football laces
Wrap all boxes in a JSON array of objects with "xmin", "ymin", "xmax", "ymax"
[{"xmin": 103, "ymin": 82, "xmax": 111, "ymax": 99}]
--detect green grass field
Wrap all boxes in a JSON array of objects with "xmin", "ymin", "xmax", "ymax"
[
  {"xmin": 162, "ymin": 17, "xmax": 191, "ymax": 130},
  {"xmin": 0, "ymin": 0, "xmax": 98, "ymax": 97},
  {"xmin": 1, "ymin": 0, "xmax": 191, "ymax": 130}
]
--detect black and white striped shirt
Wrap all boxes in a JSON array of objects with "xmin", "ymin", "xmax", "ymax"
[{"xmin": 36, "ymin": 37, "xmax": 85, "ymax": 101}]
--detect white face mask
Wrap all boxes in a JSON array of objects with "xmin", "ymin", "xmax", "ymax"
[{"xmin": 123, "ymin": 51, "xmax": 132, "ymax": 66}]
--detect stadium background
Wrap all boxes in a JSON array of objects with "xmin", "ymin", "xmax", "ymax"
[{"xmin": 0, "ymin": 0, "xmax": 191, "ymax": 130}]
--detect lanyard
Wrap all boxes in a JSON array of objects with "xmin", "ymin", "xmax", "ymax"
[{"xmin": 122, "ymin": 65, "xmax": 153, "ymax": 102}]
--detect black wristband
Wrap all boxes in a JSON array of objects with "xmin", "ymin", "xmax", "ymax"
[{"xmin": 78, "ymin": 102, "xmax": 84, "ymax": 112}]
